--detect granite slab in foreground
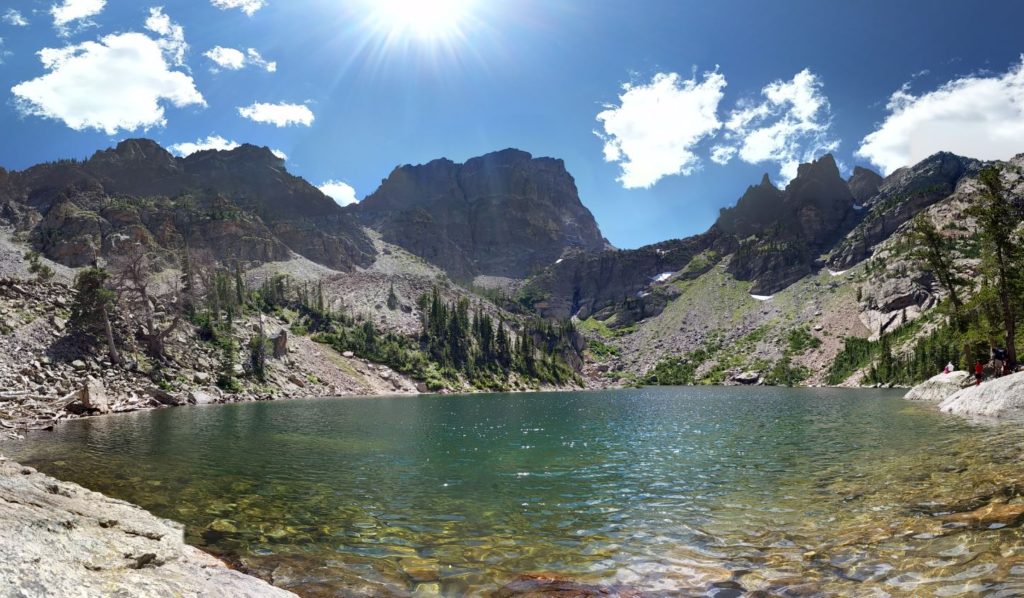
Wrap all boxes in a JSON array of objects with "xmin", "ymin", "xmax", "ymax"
[{"xmin": 0, "ymin": 456, "xmax": 294, "ymax": 598}]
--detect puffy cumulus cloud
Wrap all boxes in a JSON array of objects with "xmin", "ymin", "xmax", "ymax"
[
  {"xmin": 204, "ymin": 46, "xmax": 276, "ymax": 72},
  {"xmin": 168, "ymin": 135, "xmax": 239, "ymax": 156},
  {"xmin": 205, "ymin": 46, "xmax": 245, "ymax": 69},
  {"xmin": 238, "ymin": 102, "xmax": 314, "ymax": 127},
  {"xmin": 716, "ymin": 69, "xmax": 839, "ymax": 182},
  {"xmin": 144, "ymin": 7, "xmax": 187, "ymax": 66},
  {"xmin": 319, "ymin": 180, "xmax": 359, "ymax": 206},
  {"xmin": 596, "ymin": 71, "xmax": 727, "ymax": 189},
  {"xmin": 271, "ymin": 148, "xmax": 287, "ymax": 160},
  {"xmin": 211, "ymin": 0, "xmax": 266, "ymax": 16},
  {"xmin": 51, "ymin": 0, "xmax": 105, "ymax": 32},
  {"xmin": 857, "ymin": 57, "xmax": 1024, "ymax": 175},
  {"xmin": 11, "ymin": 32, "xmax": 205, "ymax": 134},
  {"xmin": 4, "ymin": 9, "xmax": 29, "ymax": 27}
]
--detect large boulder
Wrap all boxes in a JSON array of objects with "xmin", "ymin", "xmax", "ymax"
[
  {"xmin": 145, "ymin": 387, "xmax": 184, "ymax": 407},
  {"xmin": 904, "ymin": 371, "xmax": 972, "ymax": 402},
  {"xmin": 63, "ymin": 379, "xmax": 109, "ymax": 414},
  {"xmin": 272, "ymin": 330, "xmax": 288, "ymax": 359},
  {"xmin": 938, "ymin": 372, "xmax": 1024, "ymax": 417}
]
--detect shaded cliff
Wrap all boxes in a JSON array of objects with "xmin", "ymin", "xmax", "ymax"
[
  {"xmin": 1, "ymin": 139, "xmax": 375, "ymax": 270},
  {"xmin": 354, "ymin": 149, "xmax": 609, "ymax": 280}
]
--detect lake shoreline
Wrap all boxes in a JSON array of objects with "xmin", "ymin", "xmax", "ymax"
[
  {"xmin": 5, "ymin": 385, "xmax": 1006, "ymax": 597},
  {"xmin": 0, "ymin": 455, "xmax": 296, "ymax": 597}
]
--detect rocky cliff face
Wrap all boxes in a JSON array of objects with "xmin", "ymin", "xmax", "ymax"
[
  {"xmin": 527, "ymin": 154, "xmax": 874, "ymax": 323},
  {"xmin": 1, "ymin": 139, "xmax": 375, "ymax": 271},
  {"xmin": 828, "ymin": 152, "xmax": 980, "ymax": 269},
  {"xmin": 355, "ymin": 149, "xmax": 609, "ymax": 280}
]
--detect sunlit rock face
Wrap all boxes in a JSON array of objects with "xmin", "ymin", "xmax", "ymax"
[
  {"xmin": 355, "ymin": 148, "xmax": 610, "ymax": 281},
  {"xmin": 0, "ymin": 139, "xmax": 375, "ymax": 271},
  {"xmin": 828, "ymin": 152, "xmax": 980, "ymax": 270}
]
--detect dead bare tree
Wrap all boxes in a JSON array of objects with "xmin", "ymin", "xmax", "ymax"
[{"xmin": 108, "ymin": 246, "xmax": 183, "ymax": 361}]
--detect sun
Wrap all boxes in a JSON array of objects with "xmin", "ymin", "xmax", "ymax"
[{"xmin": 366, "ymin": 0, "xmax": 476, "ymax": 41}]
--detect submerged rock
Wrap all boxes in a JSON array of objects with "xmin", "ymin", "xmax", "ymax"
[
  {"xmin": 904, "ymin": 371, "xmax": 972, "ymax": 402},
  {"xmin": 941, "ymin": 502, "xmax": 1024, "ymax": 529},
  {"xmin": 493, "ymin": 574, "xmax": 641, "ymax": 597},
  {"xmin": 939, "ymin": 371, "xmax": 1024, "ymax": 418}
]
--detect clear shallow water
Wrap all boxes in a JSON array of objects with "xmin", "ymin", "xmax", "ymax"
[{"xmin": 4, "ymin": 387, "xmax": 1024, "ymax": 596}]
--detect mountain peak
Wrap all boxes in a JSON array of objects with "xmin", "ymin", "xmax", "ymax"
[
  {"xmin": 89, "ymin": 138, "xmax": 175, "ymax": 167},
  {"xmin": 357, "ymin": 148, "xmax": 607, "ymax": 279}
]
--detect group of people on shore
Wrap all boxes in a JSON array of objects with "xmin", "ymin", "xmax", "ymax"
[{"xmin": 942, "ymin": 348, "xmax": 1013, "ymax": 385}]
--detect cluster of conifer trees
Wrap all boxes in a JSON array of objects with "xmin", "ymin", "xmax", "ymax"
[{"xmin": 832, "ymin": 165, "xmax": 1024, "ymax": 385}]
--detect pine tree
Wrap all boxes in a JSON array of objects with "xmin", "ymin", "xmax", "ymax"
[{"xmin": 971, "ymin": 166, "xmax": 1023, "ymax": 368}]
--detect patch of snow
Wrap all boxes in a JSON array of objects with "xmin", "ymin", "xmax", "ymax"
[
  {"xmin": 853, "ymin": 204, "xmax": 864, "ymax": 211},
  {"xmin": 750, "ymin": 294, "xmax": 774, "ymax": 302},
  {"xmin": 652, "ymin": 272, "xmax": 673, "ymax": 283},
  {"xmin": 555, "ymin": 258, "xmax": 564, "ymax": 264},
  {"xmin": 829, "ymin": 269, "xmax": 848, "ymax": 277},
  {"xmin": 637, "ymin": 291, "xmax": 651, "ymax": 298}
]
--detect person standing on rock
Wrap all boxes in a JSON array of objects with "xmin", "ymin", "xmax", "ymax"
[
  {"xmin": 975, "ymin": 360, "xmax": 985, "ymax": 386},
  {"xmin": 993, "ymin": 348, "xmax": 1008, "ymax": 378}
]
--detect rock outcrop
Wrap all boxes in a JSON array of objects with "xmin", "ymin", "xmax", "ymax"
[
  {"xmin": 904, "ymin": 371, "xmax": 972, "ymax": 402},
  {"xmin": 939, "ymin": 372, "xmax": 1024, "ymax": 418},
  {"xmin": 723, "ymin": 155, "xmax": 859, "ymax": 295},
  {"xmin": 0, "ymin": 457, "xmax": 294, "ymax": 597},
  {"xmin": 355, "ymin": 149, "xmax": 609, "ymax": 280},
  {"xmin": 828, "ymin": 152, "xmax": 980, "ymax": 269},
  {"xmin": 1, "ymin": 139, "xmax": 375, "ymax": 272}
]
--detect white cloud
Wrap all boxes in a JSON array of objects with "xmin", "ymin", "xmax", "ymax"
[
  {"xmin": 204, "ymin": 46, "xmax": 276, "ymax": 72},
  {"xmin": 247, "ymin": 48, "xmax": 276, "ymax": 72},
  {"xmin": 205, "ymin": 46, "xmax": 245, "ymax": 69},
  {"xmin": 0, "ymin": 38, "xmax": 8, "ymax": 65},
  {"xmin": 857, "ymin": 57, "xmax": 1024, "ymax": 175},
  {"xmin": 596, "ymin": 70, "xmax": 727, "ymax": 189},
  {"xmin": 12, "ymin": 32, "xmax": 205, "ymax": 134},
  {"xmin": 4, "ymin": 9, "xmax": 28, "ymax": 27},
  {"xmin": 51, "ymin": 0, "xmax": 105, "ymax": 31},
  {"xmin": 144, "ymin": 7, "xmax": 187, "ymax": 67},
  {"xmin": 211, "ymin": 0, "xmax": 266, "ymax": 16},
  {"xmin": 319, "ymin": 180, "xmax": 359, "ymax": 206},
  {"xmin": 716, "ymin": 69, "xmax": 839, "ymax": 182},
  {"xmin": 168, "ymin": 135, "xmax": 239, "ymax": 156},
  {"xmin": 169, "ymin": 135, "xmax": 288, "ymax": 160},
  {"xmin": 238, "ymin": 102, "xmax": 314, "ymax": 127}
]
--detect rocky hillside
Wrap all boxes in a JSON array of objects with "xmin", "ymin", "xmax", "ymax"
[
  {"xmin": 354, "ymin": 149, "xmax": 610, "ymax": 281},
  {"xmin": 525, "ymin": 151, "xmax": 1022, "ymax": 389},
  {"xmin": 0, "ymin": 139, "xmax": 375, "ymax": 271}
]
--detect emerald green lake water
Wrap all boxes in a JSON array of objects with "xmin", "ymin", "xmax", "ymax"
[{"xmin": 4, "ymin": 387, "xmax": 1024, "ymax": 596}]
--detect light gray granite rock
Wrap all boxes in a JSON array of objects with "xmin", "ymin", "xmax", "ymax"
[
  {"xmin": 0, "ymin": 457, "xmax": 294, "ymax": 597},
  {"xmin": 904, "ymin": 371, "xmax": 972, "ymax": 402},
  {"xmin": 939, "ymin": 372, "xmax": 1024, "ymax": 418}
]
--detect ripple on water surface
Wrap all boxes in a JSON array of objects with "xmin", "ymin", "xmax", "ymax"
[{"xmin": 4, "ymin": 386, "xmax": 1024, "ymax": 596}]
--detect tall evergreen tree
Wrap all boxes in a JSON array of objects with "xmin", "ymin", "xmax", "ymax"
[{"xmin": 971, "ymin": 166, "xmax": 1023, "ymax": 368}]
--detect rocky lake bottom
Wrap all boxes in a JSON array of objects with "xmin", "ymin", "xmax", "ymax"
[{"xmin": 3, "ymin": 387, "xmax": 1024, "ymax": 596}]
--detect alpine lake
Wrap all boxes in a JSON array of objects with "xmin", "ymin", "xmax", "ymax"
[{"xmin": 3, "ymin": 387, "xmax": 1024, "ymax": 596}]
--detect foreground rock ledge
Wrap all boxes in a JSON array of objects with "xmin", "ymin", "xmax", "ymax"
[
  {"xmin": 939, "ymin": 371, "xmax": 1024, "ymax": 418},
  {"xmin": 0, "ymin": 457, "xmax": 294, "ymax": 598}
]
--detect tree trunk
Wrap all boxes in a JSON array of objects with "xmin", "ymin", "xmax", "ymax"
[{"xmin": 102, "ymin": 306, "xmax": 120, "ymax": 365}]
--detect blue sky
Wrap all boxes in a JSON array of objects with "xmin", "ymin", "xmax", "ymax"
[{"xmin": 1, "ymin": 1, "xmax": 1024, "ymax": 248}]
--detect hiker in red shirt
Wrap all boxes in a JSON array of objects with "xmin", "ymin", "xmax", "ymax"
[{"xmin": 975, "ymin": 360, "xmax": 984, "ymax": 385}]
